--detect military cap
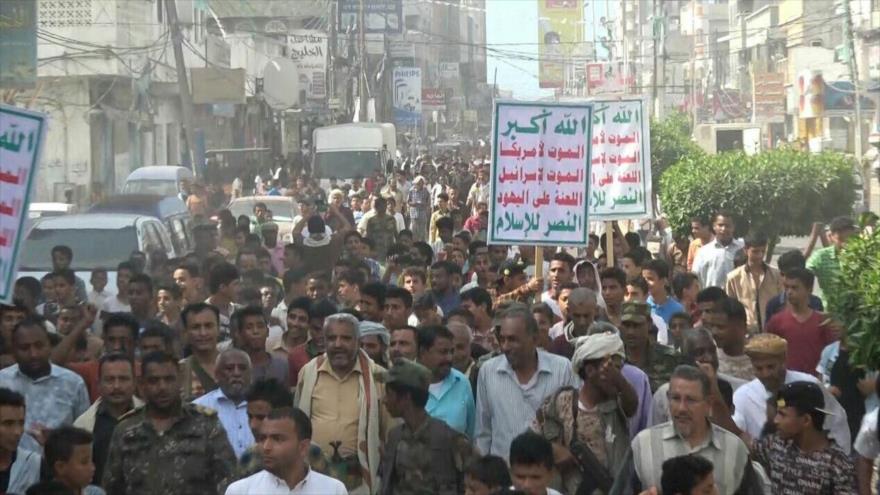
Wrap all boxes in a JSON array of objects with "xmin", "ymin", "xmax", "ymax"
[
  {"xmin": 385, "ymin": 358, "xmax": 432, "ymax": 391},
  {"xmin": 620, "ymin": 301, "xmax": 650, "ymax": 324}
]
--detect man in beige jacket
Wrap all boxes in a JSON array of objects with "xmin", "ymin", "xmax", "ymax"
[{"xmin": 74, "ymin": 353, "xmax": 143, "ymax": 485}]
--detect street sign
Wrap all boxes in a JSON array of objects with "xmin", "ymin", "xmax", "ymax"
[
  {"xmin": 0, "ymin": 0, "xmax": 38, "ymax": 88},
  {"xmin": 489, "ymin": 100, "xmax": 593, "ymax": 246},
  {"xmin": 0, "ymin": 104, "xmax": 46, "ymax": 303},
  {"xmin": 589, "ymin": 99, "xmax": 653, "ymax": 220}
]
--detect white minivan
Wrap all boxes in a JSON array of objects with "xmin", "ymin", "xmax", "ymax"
[
  {"xmin": 122, "ymin": 166, "xmax": 194, "ymax": 198},
  {"xmin": 17, "ymin": 213, "xmax": 178, "ymax": 296}
]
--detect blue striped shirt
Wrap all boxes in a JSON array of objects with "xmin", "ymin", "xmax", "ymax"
[{"xmin": 475, "ymin": 350, "xmax": 577, "ymax": 459}]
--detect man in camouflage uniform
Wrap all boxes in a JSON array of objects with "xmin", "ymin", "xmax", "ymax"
[
  {"xmin": 364, "ymin": 196, "xmax": 398, "ymax": 261},
  {"xmin": 380, "ymin": 359, "xmax": 476, "ymax": 495},
  {"xmin": 618, "ymin": 301, "xmax": 682, "ymax": 392},
  {"xmin": 103, "ymin": 351, "xmax": 236, "ymax": 494}
]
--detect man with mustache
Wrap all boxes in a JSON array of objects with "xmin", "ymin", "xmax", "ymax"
[
  {"xmin": 193, "ymin": 349, "xmax": 255, "ymax": 459},
  {"xmin": 103, "ymin": 351, "xmax": 236, "ymax": 494},
  {"xmin": 418, "ymin": 325, "xmax": 475, "ymax": 438},
  {"xmin": 625, "ymin": 365, "xmax": 751, "ymax": 494},
  {"xmin": 294, "ymin": 313, "xmax": 390, "ymax": 494},
  {"xmin": 74, "ymin": 353, "xmax": 143, "ymax": 485}
]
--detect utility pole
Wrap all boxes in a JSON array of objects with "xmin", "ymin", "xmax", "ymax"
[
  {"xmin": 165, "ymin": 0, "xmax": 198, "ymax": 174},
  {"xmin": 651, "ymin": 0, "xmax": 664, "ymax": 119},
  {"xmin": 358, "ymin": 0, "xmax": 368, "ymax": 120},
  {"xmin": 691, "ymin": 0, "xmax": 697, "ymax": 128},
  {"xmin": 843, "ymin": 0, "xmax": 863, "ymax": 160}
]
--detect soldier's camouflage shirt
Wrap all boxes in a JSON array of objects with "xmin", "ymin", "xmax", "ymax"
[{"xmin": 102, "ymin": 403, "xmax": 237, "ymax": 495}]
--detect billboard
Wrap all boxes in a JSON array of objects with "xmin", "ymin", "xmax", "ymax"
[
  {"xmin": 752, "ymin": 72, "xmax": 785, "ymax": 122},
  {"xmin": 0, "ymin": 0, "xmax": 37, "ymax": 88},
  {"xmin": 392, "ymin": 67, "xmax": 421, "ymax": 126},
  {"xmin": 339, "ymin": 0, "xmax": 402, "ymax": 34},
  {"xmin": 288, "ymin": 30, "xmax": 328, "ymax": 100},
  {"xmin": 537, "ymin": 0, "xmax": 583, "ymax": 89},
  {"xmin": 586, "ymin": 62, "xmax": 635, "ymax": 96},
  {"xmin": 422, "ymin": 88, "xmax": 446, "ymax": 112},
  {"xmin": 191, "ymin": 68, "xmax": 247, "ymax": 104}
]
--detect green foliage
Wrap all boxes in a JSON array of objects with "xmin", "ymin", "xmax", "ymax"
[
  {"xmin": 659, "ymin": 149, "xmax": 857, "ymax": 239},
  {"xmin": 649, "ymin": 113, "xmax": 705, "ymax": 193},
  {"xmin": 826, "ymin": 224, "xmax": 880, "ymax": 368}
]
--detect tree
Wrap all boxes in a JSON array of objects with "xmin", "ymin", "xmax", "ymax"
[
  {"xmin": 659, "ymin": 149, "xmax": 857, "ymax": 244},
  {"xmin": 649, "ymin": 112, "xmax": 704, "ymax": 195},
  {"xmin": 825, "ymin": 219, "xmax": 880, "ymax": 368}
]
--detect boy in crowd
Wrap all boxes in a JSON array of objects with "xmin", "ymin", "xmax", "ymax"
[
  {"xmin": 508, "ymin": 431, "xmax": 562, "ymax": 495},
  {"xmin": 464, "ymin": 455, "xmax": 512, "ymax": 495},
  {"xmin": 660, "ymin": 455, "xmax": 718, "ymax": 495},
  {"xmin": 44, "ymin": 426, "xmax": 105, "ymax": 495},
  {"xmin": 643, "ymin": 259, "xmax": 685, "ymax": 325},
  {"xmin": 765, "ymin": 268, "xmax": 838, "ymax": 374}
]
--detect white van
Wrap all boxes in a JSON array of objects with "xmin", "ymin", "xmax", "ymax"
[
  {"xmin": 122, "ymin": 166, "xmax": 195, "ymax": 197},
  {"xmin": 17, "ymin": 213, "xmax": 178, "ymax": 296},
  {"xmin": 312, "ymin": 123, "xmax": 396, "ymax": 185}
]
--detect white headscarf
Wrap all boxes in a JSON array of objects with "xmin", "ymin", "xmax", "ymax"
[{"xmin": 570, "ymin": 331, "xmax": 625, "ymax": 375}]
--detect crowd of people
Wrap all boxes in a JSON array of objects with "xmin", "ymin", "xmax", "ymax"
[{"xmin": 0, "ymin": 155, "xmax": 876, "ymax": 495}]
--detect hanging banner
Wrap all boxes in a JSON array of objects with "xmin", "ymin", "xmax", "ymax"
[
  {"xmin": 392, "ymin": 67, "xmax": 421, "ymax": 126},
  {"xmin": 589, "ymin": 99, "xmax": 652, "ymax": 220},
  {"xmin": 537, "ymin": 0, "xmax": 583, "ymax": 89},
  {"xmin": 0, "ymin": 0, "xmax": 38, "ymax": 88},
  {"xmin": 490, "ymin": 101, "xmax": 593, "ymax": 246},
  {"xmin": 338, "ymin": 0, "xmax": 402, "ymax": 33},
  {"xmin": 287, "ymin": 30, "xmax": 328, "ymax": 100},
  {"xmin": 0, "ymin": 104, "xmax": 46, "ymax": 303}
]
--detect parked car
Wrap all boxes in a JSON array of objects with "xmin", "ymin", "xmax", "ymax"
[
  {"xmin": 227, "ymin": 196, "xmax": 298, "ymax": 243},
  {"xmin": 89, "ymin": 194, "xmax": 194, "ymax": 255},
  {"xmin": 17, "ymin": 214, "xmax": 178, "ymax": 297},
  {"xmin": 122, "ymin": 166, "xmax": 194, "ymax": 197}
]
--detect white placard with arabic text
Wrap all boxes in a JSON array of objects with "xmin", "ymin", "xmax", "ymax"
[
  {"xmin": 0, "ymin": 104, "xmax": 46, "ymax": 303},
  {"xmin": 489, "ymin": 101, "xmax": 593, "ymax": 246},
  {"xmin": 589, "ymin": 99, "xmax": 652, "ymax": 219}
]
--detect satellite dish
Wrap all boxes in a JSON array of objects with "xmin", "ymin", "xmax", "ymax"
[{"xmin": 262, "ymin": 58, "xmax": 300, "ymax": 110}]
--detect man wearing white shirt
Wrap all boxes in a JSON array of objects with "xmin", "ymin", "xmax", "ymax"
[
  {"xmin": 732, "ymin": 333, "xmax": 851, "ymax": 453},
  {"xmin": 225, "ymin": 408, "xmax": 346, "ymax": 495},
  {"xmin": 692, "ymin": 212, "xmax": 744, "ymax": 288},
  {"xmin": 193, "ymin": 349, "xmax": 254, "ymax": 459}
]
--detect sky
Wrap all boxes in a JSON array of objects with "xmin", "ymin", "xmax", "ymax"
[{"xmin": 485, "ymin": 0, "xmax": 611, "ymax": 99}]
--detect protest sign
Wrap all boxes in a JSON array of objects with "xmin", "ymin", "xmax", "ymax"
[
  {"xmin": 489, "ymin": 101, "xmax": 593, "ymax": 246},
  {"xmin": 589, "ymin": 99, "xmax": 652, "ymax": 219},
  {"xmin": 0, "ymin": 104, "xmax": 46, "ymax": 303}
]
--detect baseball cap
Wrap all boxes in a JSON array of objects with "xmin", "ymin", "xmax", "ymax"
[
  {"xmin": 383, "ymin": 358, "xmax": 432, "ymax": 391},
  {"xmin": 777, "ymin": 381, "xmax": 834, "ymax": 416},
  {"xmin": 620, "ymin": 301, "xmax": 649, "ymax": 324}
]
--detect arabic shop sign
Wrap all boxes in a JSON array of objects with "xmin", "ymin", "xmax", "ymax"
[
  {"xmin": 490, "ymin": 101, "xmax": 593, "ymax": 246},
  {"xmin": 0, "ymin": 104, "xmax": 46, "ymax": 303},
  {"xmin": 588, "ymin": 99, "xmax": 652, "ymax": 219}
]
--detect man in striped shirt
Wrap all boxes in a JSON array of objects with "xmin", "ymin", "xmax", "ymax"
[
  {"xmin": 628, "ymin": 365, "xmax": 750, "ymax": 494},
  {"xmin": 474, "ymin": 304, "xmax": 577, "ymax": 460}
]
